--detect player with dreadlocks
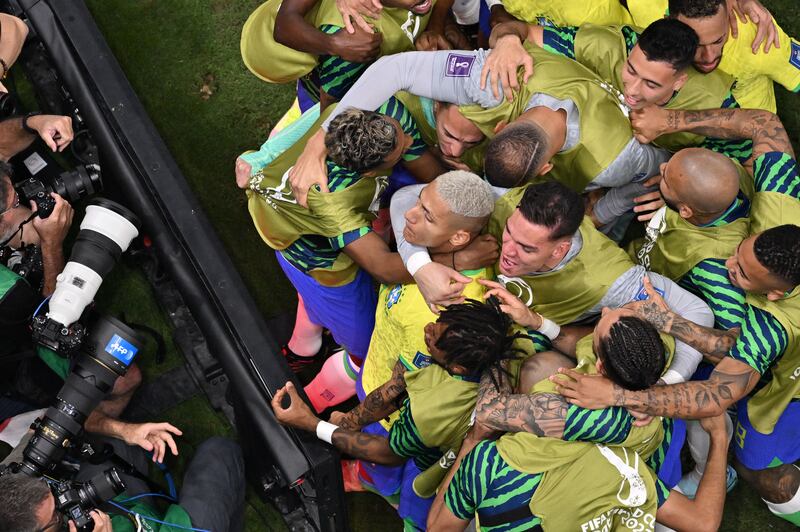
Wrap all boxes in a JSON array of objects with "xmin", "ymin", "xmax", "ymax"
[{"xmin": 271, "ymin": 298, "xmax": 529, "ymax": 529}]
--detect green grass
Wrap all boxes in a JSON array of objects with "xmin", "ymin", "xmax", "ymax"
[{"xmin": 81, "ymin": 0, "xmax": 800, "ymax": 530}]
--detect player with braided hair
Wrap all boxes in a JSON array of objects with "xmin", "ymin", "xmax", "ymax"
[
  {"xmin": 271, "ymin": 298, "xmax": 529, "ymax": 530},
  {"xmin": 432, "ymin": 302, "xmax": 727, "ymax": 531},
  {"xmin": 598, "ymin": 315, "xmax": 666, "ymax": 392},
  {"xmin": 472, "ymin": 303, "xmax": 668, "ymax": 449},
  {"xmin": 557, "ymin": 106, "xmax": 800, "ymax": 524}
]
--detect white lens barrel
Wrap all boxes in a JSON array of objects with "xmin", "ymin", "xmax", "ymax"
[
  {"xmin": 47, "ymin": 262, "xmax": 104, "ymax": 327},
  {"xmin": 80, "ymin": 204, "xmax": 139, "ymax": 252}
]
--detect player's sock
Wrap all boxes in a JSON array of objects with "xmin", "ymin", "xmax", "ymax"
[
  {"xmin": 304, "ymin": 350, "xmax": 359, "ymax": 413},
  {"xmin": 287, "ymin": 296, "xmax": 323, "ymax": 357},
  {"xmin": 765, "ymin": 470, "xmax": 800, "ymax": 526}
]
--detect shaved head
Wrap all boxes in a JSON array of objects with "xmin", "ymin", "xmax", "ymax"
[{"xmin": 661, "ymin": 148, "xmax": 740, "ymax": 220}]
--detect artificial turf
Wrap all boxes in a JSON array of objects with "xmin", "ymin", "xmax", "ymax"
[{"xmin": 81, "ymin": 0, "xmax": 799, "ymax": 530}]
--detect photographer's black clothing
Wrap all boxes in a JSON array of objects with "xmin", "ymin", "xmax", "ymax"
[
  {"xmin": 0, "ymin": 264, "xmax": 38, "ymax": 359},
  {"xmin": 78, "ymin": 436, "xmax": 246, "ymax": 532},
  {"xmin": 0, "ymin": 264, "xmax": 63, "ymax": 413}
]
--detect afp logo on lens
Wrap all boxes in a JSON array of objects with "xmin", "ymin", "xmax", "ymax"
[{"xmin": 104, "ymin": 334, "xmax": 138, "ymax": 365}]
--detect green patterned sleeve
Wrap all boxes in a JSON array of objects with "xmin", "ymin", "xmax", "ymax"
[
  {"xmin": 679, "ymin": 259, "xmax": 747, "ymax": 331},
  {"xmin": 728, "ymin": 304, "xmax": 788, "ymax": 375},
  {"xmin": 376, "ymin": 97, "xmax": 426, "ymax": 161},
  {"xmin": 563, "ymin": 404, "xmax": 632, "ymax": 444},
  {"xmin": 444, "ymin": 440, "xmax": 495, "ymax": 520},
  {"xmin": 388, "ymin": 398, "xmax": 441, "ymax": 469},
  {"xmin": 753, "ymin": 151, "xmax": 800, "ymax": 199},
  {"xmin": 541, "ymin": 26, "xmax": 578, "ymax": 59}
]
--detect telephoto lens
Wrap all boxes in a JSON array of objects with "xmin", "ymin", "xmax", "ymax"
[
  {"xmin": 21, "ymin": 315, "xmax": 145, "ymax": 477},
  {"xmin": 32, "ymin": 197, "xmax": 140, "ymax": 353}
]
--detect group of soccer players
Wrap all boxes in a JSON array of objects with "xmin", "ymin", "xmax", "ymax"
[{"xmin": 236, "ymin": 0, "xmax": 800, "ymax": 529}]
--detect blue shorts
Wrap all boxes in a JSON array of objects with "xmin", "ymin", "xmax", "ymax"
[
  {"xmin": 734, "ymin": 397, "xmax": 800, "ymax": 470},
  {"xmin": 358, "ymin": 423, "xmax": 433, "ymax": 530},
  {"xmin": 276, "ymin": 251, "xmax": 376, "ymax": 359},
  {"xmin": 478, "ymin": 0, "xmax": 491, "ymax": 41},
  {"xmin": 657, "ymin": 418, "xmax": 687, "ymax": 492},
  {"xmin": 383, "ymin": 166, "xmax": 418, "ymax": 206},
  {"xmin": 297, "ymin": 80, "xmax": 316, "ymax": 113}
]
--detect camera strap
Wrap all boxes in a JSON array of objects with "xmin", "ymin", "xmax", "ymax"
[{"xmin": 0, "ymin": 211, "xmax": 36, "ymax": 249}]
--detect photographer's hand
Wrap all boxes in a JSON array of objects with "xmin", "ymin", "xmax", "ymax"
[
  {"xmin": 26, "ymin": 114, "xmax": 74, "ymax": 152},
  {"xmin": 32, "ymin": 194, "xmax": 73, "ymax": 296},
  {"xmin": 116, "ymin": 421, "xmax": 183, "ymax": 463},
  {"xmin": 69, "ymin": 510, "xmax": 112, "ymax": 532}
]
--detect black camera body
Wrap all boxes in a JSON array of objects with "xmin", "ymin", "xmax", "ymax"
[
  {"xmin": 0, "ymin": 243, "xmax": 44, "ymax": 291},
  {"xmin": 52, "ymin": 468, "xmax": 126, "ymax": 531},
  {"xmin": 31, "ymin": 313, "xmax": 87, "ymax": 355},
  {"xmin": 15, "ymin": 164, "xmax": 101, "ymax": 218}
]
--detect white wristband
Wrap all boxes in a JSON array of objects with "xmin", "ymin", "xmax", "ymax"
[
  {"xmin": 407, "ymin": 252, "xmax": 433, "ymax": 277},
  {"xmin": 537, "ymin": 317, "xmax": 561, "ymax": 341},
  {"xmin": 316, "ymin": 421, "xmax": 339, "ymax": 444},
  {"xmin": 660, "ymin": 369, "xmax": 684, "ymax": 385}
]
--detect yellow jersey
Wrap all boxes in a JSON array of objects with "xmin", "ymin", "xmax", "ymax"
[
  {"xmin": 504, "ymin": 0, "xmax": 800, "ymax": 112},
  {"xmin": 360, "ymin": 268, "xmax": 490, "ymax": 430},
  {"xmin": 626, "ymin": 0, "xmax": 800, "ymax": 112}
]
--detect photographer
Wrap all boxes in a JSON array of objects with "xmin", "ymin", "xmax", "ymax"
[
  {"xmin": 1, "ymin": 164, "xmax": 145, "ymax": 444},
  {"xmin": 0, "ymin": 432, "xmax": 246, "ymax": 532},
  {"xmin": 0, "ymin": 165, "xmax": 72, "ymax": 361}
]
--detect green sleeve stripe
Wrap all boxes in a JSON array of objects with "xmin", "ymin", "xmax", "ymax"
[
  {"xmin": 680, "ymin": 260, "xmax": 747, "ymax": 330},
  {"xmin": 754, "ymin": 152, "xmax": 800, "ymax": 198},
  {"xmin": 446, "ymin": 441, "xmax": 543, "ymax": 527},
  {"xmin": 729, "ymin": 305, "xmax": 788, "ymax": 374},
  {"xmin": 645, "ymin": 419, "xmax": 673, "ymax": 482},
  {"xmin": 524, "ymin": 329, "xmax": 552, "ymax": 353},
  {"xmin": 330, "ymin": 226, "xmax": 371, "ymax": 251},
  {"xmin": 721, "ymin": 91, "xmax": 741, "ymax": 109},
  {"xmin": 620, "ymin": 26, "xmax": 640, "ymax": 53},
  {"xmin": 564, "ymin": 405, "xmax": 631, "ymax": 444},
  {"xmin": 541, "ymin": 26, "xmax": 577, "ymax": 59},
  {"xmin": 388, "ymin": 400, "xmax": 441, "ymax": 469},
  {"xmin": 655, "ymin": 478, "xmax": 671, "ymax": 507},
  {"xmin": 446, "ymin": 440, "xmax": 495, "ymax": 519},
  {"xmin": 318, "ymin": 24, "xmax": 341, "ymax": 35},
  {"xmin": 700, "ymin": 137, "xmax": 753, "ymax": 164}
]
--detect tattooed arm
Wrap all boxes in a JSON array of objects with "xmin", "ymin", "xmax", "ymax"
[
  {"xmin": 631, "ymin": 107, "xmax": 794, "ymax": 162},
  {"xmin": 330, "ymin": 430, "xmax": 406, "ymax": 465},
  {"xmin": 554, "ymin": 356, "xmax": 760, "ymax": 418},
  {"xmin": 333, "ymin": 361, "xmax": 408, "ymax": 430},
  {"xmin": 637, "ymin": 300, "xmax": 739, "ymax": 360},
  {"xmin": 271, "ymin": 381, "xmax": 405, "ymax": 465},
  {"xmin": 550, "ymin": 325, "xmax": 594, "ymax": 360},
  {"xmin": 474, "ymin": 365, "xmax": 569, "ymax": 437},
  {"xmin": 627, "ymin": 275, "xmax": 740, "ymax": 361}
]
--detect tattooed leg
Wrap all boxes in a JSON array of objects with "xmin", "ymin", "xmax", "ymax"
[{"xmin": 735, "ymin": 459, "xmax": 800, "ymax": 504}]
